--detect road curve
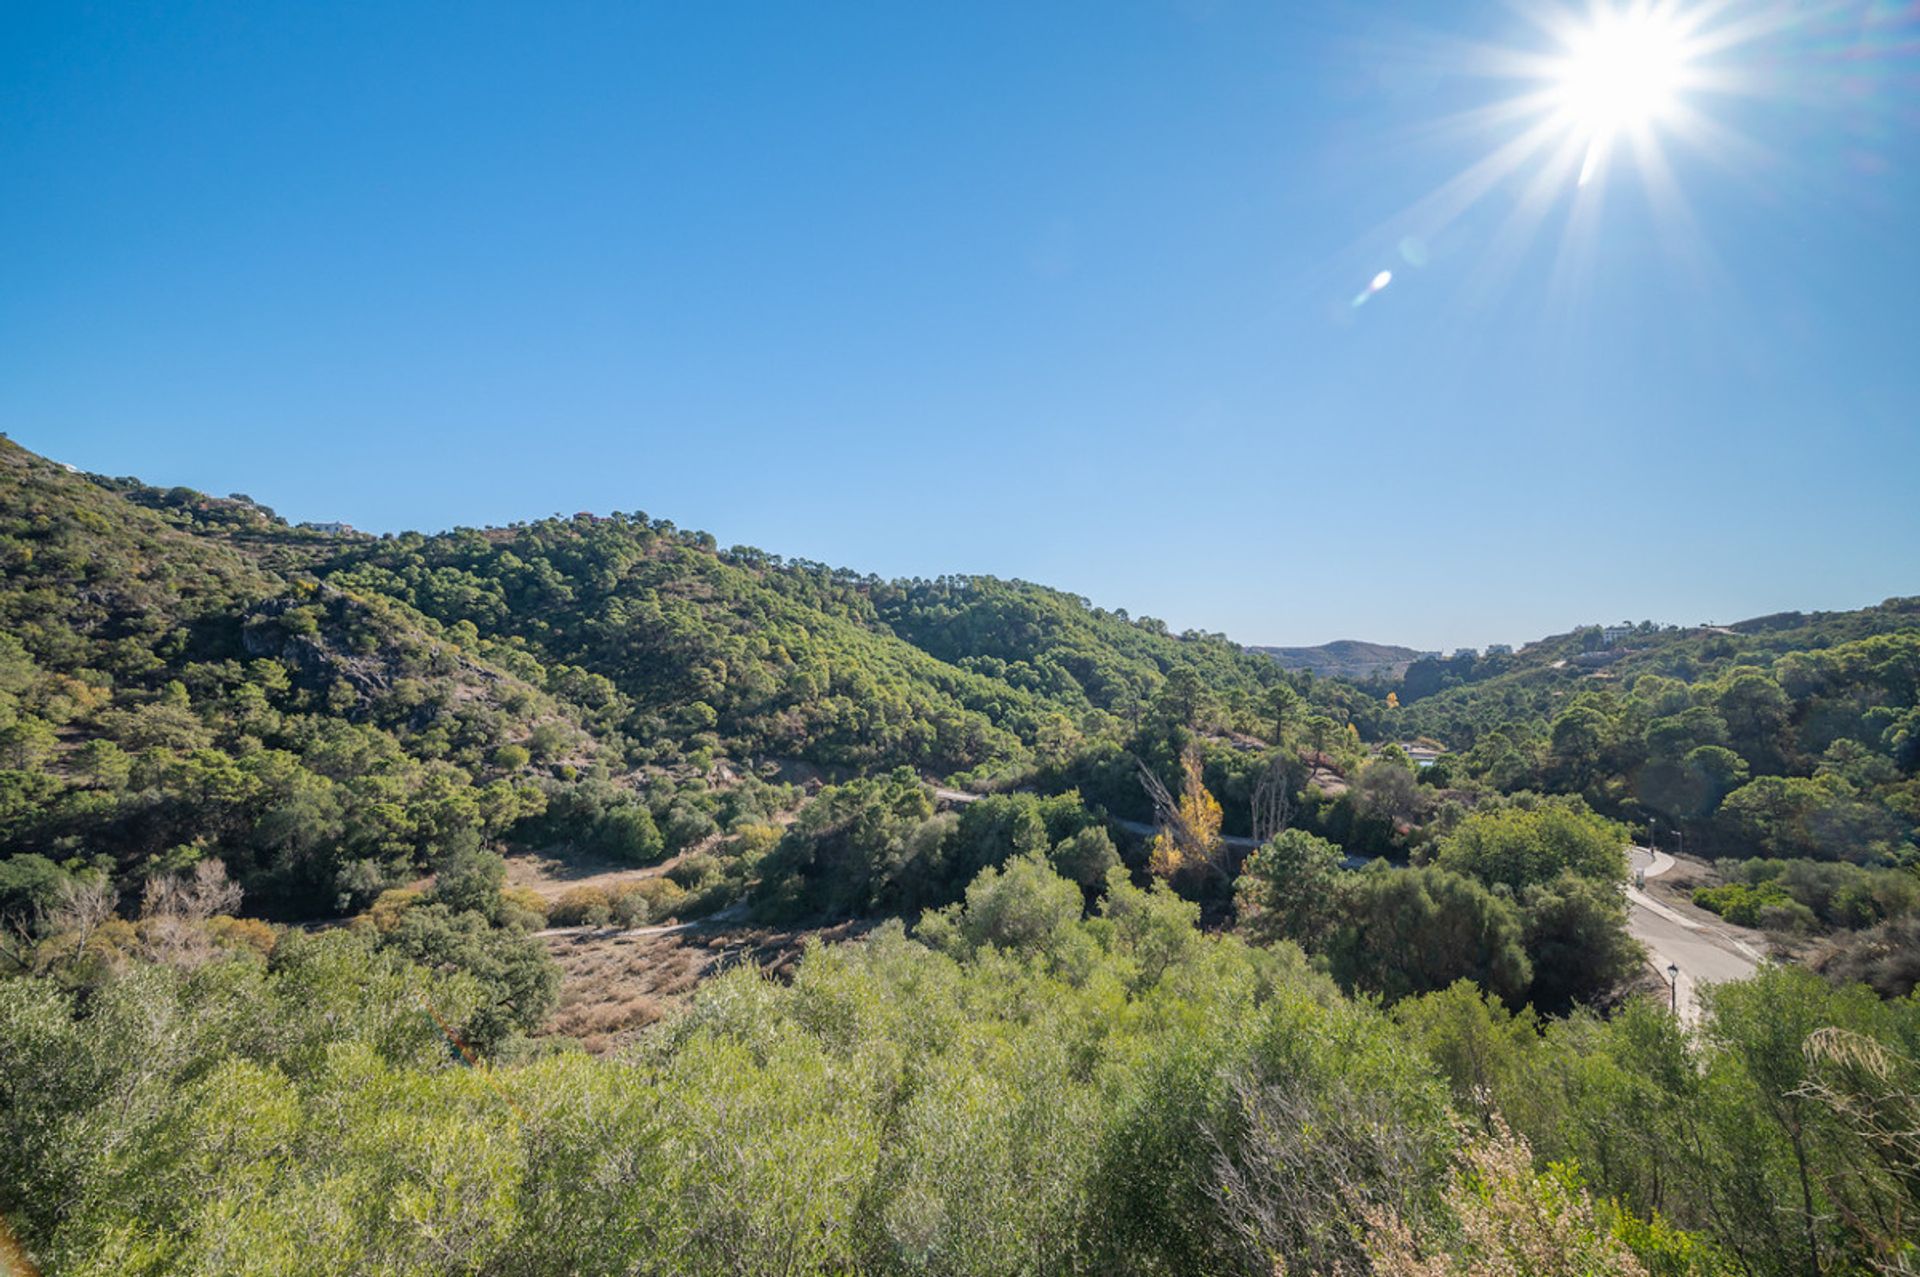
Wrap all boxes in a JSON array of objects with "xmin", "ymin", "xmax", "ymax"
[{"xmin": 1626, "ymin": 846, "xmax": 1762, "ymax": 1025}]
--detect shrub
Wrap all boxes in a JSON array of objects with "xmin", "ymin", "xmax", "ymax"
[
  {"xmin": 667, "ymin": 853, "xmax": 727, "ymax": 891},
  {"xmin": 205, "ymin": 914, "xmax": 277, "ymax": 958},
  {"xmin": 363, "ymin": 887, "xmax": 423, "ymax": 935},
  {"xmin": 499, "ymin": 885, "xmax": 549, "ymax": 930},
  {"xmin": 727, "ymin": 822, "xmax": 783, "ymax": 864},
  {"xmin": 1435, "ymin": 800, "xmax": 1628, "ymax": 890},
  {"xmin": 596, "ymin": 803, "xmax": 665, "ymax": 864},
  {"xmin": 609, "ymin": 887, "xmax": 651, "ymax": 928},
  {"xmin": 1692, "ymin": 881, "xmax": 1799, "ymax": 929},
  {"xmin": 549, "ymin": 886, "xmax": 613, "ymax": 928},
  {"xmin": 625, "ymin": 877, "xmax": 686, "ymax": 921}
]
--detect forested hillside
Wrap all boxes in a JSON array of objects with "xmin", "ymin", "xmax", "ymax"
[
  {"xmin": 1254, "ymin": 637, "xmax": 1423, "ymax": 680},
  {"xmin": 0, "ymin": 437, "xmax": 1328, "ymax": 921},
  {"xmin": 1381, "ymin": 607, "xmax": 1920, "ymax": 870},
  {"xmin": 5, "ymin": 436, "xmax": 1919, "ymax": 1276}
]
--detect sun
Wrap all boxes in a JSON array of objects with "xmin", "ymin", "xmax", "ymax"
[
  {"xmin": 1346, "ymin": 0, "xmax": 1805, "ymax": 311},
  {"xmin": 1559, "ymin": 11, "xmax": 1685, "ymax": 132},
  {"xmin": 1547, "ymin": 7, "xmax": 1694, "ymax": 183}
]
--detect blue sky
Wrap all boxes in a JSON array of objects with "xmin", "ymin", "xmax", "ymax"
[{"xmin": 3, "ymin": 1, "xmax": 1915, "ymax": 650}]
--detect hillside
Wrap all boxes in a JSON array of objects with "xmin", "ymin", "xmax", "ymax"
[
  {"xmin": 0, "ymin": 439, "xmax": 633, "ymax": 915},
  {"xmin": 1393, "ymin": 603, "xmax": 1920, "ymax": 746},
  {"xmin": 0, "ymin": 437, "xmax": 1333, "ymax": 921},
  {"xmin": 1380, "ymin": 603, "xmax": 1920, "ymax": 869},
  {"xmin": 1252, "ymin": 638, "xmax": 1422, "ymax": 680}
]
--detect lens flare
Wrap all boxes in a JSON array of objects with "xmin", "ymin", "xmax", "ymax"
[{"xmin": 1352, "ymin": 268, "xmax": 1395, "ymax": 308}]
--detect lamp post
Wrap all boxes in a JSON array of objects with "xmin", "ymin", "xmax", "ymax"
[{"xmin": 1667, "ymin": 962, "xmax": 1680, "ymax": 1014}]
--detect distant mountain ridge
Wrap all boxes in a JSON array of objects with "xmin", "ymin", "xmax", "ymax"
[{"xmin": 1251, "ymin": 639, "xmax": 1421, "ymax": 680}]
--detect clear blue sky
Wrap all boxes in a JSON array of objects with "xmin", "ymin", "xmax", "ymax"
[{"xmin": 3, "ymin": 1, "xmax": 1915, "ymax": 650}]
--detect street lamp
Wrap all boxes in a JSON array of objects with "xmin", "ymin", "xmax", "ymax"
[{"xmin": 1667, "ymin": 962, "xmax": 1680, "ymax": 1014}]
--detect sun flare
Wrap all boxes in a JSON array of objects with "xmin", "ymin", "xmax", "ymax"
[{"xmin": 1548, "ymin": 6, "xmax": 1695, "ymax": 184}]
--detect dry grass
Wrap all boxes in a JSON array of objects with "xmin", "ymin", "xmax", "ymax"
[
  {"xmin": 503, "ymin": 848, "xmax": 690, "ymax": 903},
  {"xmin": 538, "ymin": 918, "xmax": 878, "ymax": 1053},
  {"xmin": 539, "ymin": 931, "xmax": 701, "ymax": 1052}
]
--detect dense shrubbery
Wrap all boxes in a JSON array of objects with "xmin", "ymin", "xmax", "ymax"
[
  {"xmin": 6, "ymin": 852, "xmax": 1918, "ymax": 1276},
  {"xmin": 750, "ymin": 770, "xmax": 1117, "ymax": 922},
  {"xmin": 1231, "ymin": 793, "xmax": 1643, "ymax": 1015},
  {"xmin": 1699, "ymin": 857, "xmax": 1920, "ymax": 932}
]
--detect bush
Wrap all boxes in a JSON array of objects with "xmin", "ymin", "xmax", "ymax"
[
  {"xmin": 667, "ymin": 853, "xmax": 727, "ymax": 892},
  {"xmin": 363, "ymin": 887, "xmax": 423, "ymax": 935},
  {"xmin": 662, "ymin": 800, "xmax": 718, "ymax": 853},
  {"xmin": 1818, "ymin": 912, "xmax": 1920, "ymax": 997},
  {"xmin": 205, "ymin": 914, "xmax": 277, "ymax": 958},
  {"xmin": 1519, "ymin": 872, "xmax": 1643, "ymax": 1013},
  {"xmin": 1693, "ymin": 881, "xmax": 1798, "ymax": 929},
  {"xmin": 609, "ymin": 887, "xmax": 651, "ymax": 928},
  {"xmin": 499, "ymin": 885, "xmax": 549, "ymax": 930},
  {"xmin": 1326, "ymin": 866, "xmax": 1532, "ymax": 1007},
  {"xmin": 1050, "ymin": 825, "xmax": 1120, "ymax": 888},
  {"xmin": 1713, "ymin": 858, "xmax": 1920, "ymax": 931},
  {"xmin": 549, "ymin": 886, "xmax": 613, "ymax": 928},
  {"xmin": 726, "ymin": 822, "xmax": 783, "ymax": 864},
  {"xmin": 624, "ymin": 877, "xmax": 686, "ymax": 921},
  {"xmin": 1435, "ymin": 800, "xmax": 1628, "ymax": 890},
  {"xmin": 597, "ymin": 802, "xmax": 665, "ymax": 864}
]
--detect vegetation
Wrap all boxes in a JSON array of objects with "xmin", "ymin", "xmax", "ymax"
[
  {"xmin": 4, "ymin": 436, "xmax": 1920, "ymax": 1274},
  {"xmin": 1381, "ymin": 611, "xmax": 1920, "ymax": 868},
  {"xmin": 6, "ymin": 851, "xmax": 1919, "ymax": 1275}
]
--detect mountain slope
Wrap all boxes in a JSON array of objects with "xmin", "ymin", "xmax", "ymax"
[
  {"xmin": 1252, "ymin": 639, "xmax": 1422, "ymax": 680},
  {"xmin": 0, "ymin": 439, "xmax": 621, "ymax": 913},
  {"xmin": 1394, "ymin": 602, "xmax": 1920, "ymax": 747}
]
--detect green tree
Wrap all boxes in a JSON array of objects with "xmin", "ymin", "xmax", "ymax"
[
  {"xmin": 1326, "ymin": 866, "xmax": 1532, "ymax": 1006},
  {"xmin": 1049, "ymin": 824, "xmax": 1119, "ymax": 889},
  {"xmin": 1435, "ymin": 800, "xmax": 1628, "ymax": 891},
  {"xmin": 1234, "ymin": 827, "xmax": 1345, "ymax": 948},
  {"xmin": 429, "ymin": 846, "xmax": 508, "ymax": 919},
  {"xmin": 1519, "ymin": 871, "xmax": 1644, "ymax": 1014},
  {"xmin": 379, "ymin": 904, "xmax": 559, "ymax": 1051},
  {"xmin": 916, "ymin": 853, "xmax": 1085, "ymax": 963}
]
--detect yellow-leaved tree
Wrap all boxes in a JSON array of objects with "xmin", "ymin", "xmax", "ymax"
[{"xmin": 1148, "ymin": 743, "xmax": 1223, "ymax": 878}]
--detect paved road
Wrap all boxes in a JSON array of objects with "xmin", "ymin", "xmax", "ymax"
[{"xmin": 1626, "ymin": 847, "xmax": 1762, "ymax": 1025}]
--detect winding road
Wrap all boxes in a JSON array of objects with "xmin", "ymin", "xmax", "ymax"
[{"xmin": 1626, "ymin": 846, "xmax": 1763, "ymax": 1025}]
